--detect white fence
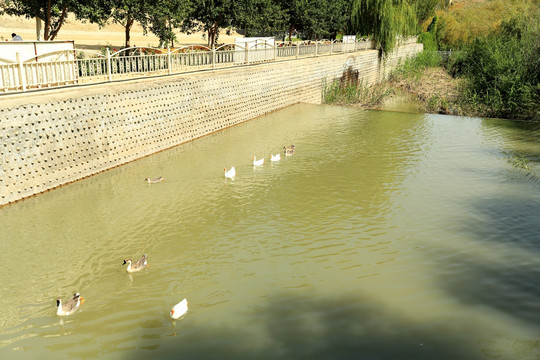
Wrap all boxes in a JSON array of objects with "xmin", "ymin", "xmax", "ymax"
[{"xmin": 0, "ymin": 39, "xmax": 381, "ymax": 93}]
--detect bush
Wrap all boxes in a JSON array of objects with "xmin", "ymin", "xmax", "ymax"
[
  {"xmin": 449, "ymin": 16, "xmax": 540, "ymax": 120},
  {"xmin": 418, "ymin": 31, "xmax": 438, "ymax": 51}
]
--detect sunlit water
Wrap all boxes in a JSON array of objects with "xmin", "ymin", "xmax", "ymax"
[{"xmin": 1, "ymin": 104, "xmax": 540, "ymax": 359}]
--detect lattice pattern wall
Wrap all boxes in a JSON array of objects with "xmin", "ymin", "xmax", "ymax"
[{"xmin": 0, "ymin": 44, "xmax": 422, "ymax": 206}]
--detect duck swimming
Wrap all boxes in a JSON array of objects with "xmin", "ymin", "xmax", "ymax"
[
  {"xmin": 270, "ymin": 153, "xmax": 281, "ymax": 162},
  {"xmin": 170, "ymin": 298, "xmax": 189, "ymax": 319},
  {"xmin": 57, "ymin": 293, "xmax": 84, "ymax": 316},
  {"xmin": 283, "ymin": 145, "xmax": 295, "ymax": 156},
  {"xmin": 122, "ymin": 254, "xmax": 148, "ymax": 273},
  {"xmin": 144, "ymin": 177, "xmax": 164, "ymax": 184},
  {"xmin": 252, "ymin": 156, "xmax": 264, "ymax": 166},
  {"xmin": 224, "ymin": 166, "xmax": 236, "ymax": 179}
]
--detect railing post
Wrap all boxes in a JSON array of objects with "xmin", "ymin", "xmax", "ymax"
[
  {"xmin": 273, "ymin": 41, "xmax": 277, "ymax": 61},
  {"xmin": 296, "ymin": 42, "xmax": 300, "ymax": 58},
  {"xmin": 315, "ymin": 41, "xmax": 318, "ymax": 56},
  {"xmin": 16, "ymin": 52, "xmax": 27, "ymax": 92},
  {"xmin": 330, "ymin": 41, "xmax": 333, "ymax": 55},
  {"xmin": 245, "ymin": 44, "xmax": 249, "ymax": 65},
  {"xmin": 106, "ymin": 48, "xmax": 112, "ymax": 82},
  {"xmin": 212, "ymin": 44, "xmax": 216, "ymax": 70},
  {"xmin": 167, "ymin": 46, "xmax": 172, "ymax": 75}
]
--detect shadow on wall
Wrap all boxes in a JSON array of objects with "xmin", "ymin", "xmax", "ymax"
[
  {"xmin": 435, "ymin": 196, "xmax": 540, "ymax": 326},
  {"xmin": 125, "ymin": 292, "xmax": 484, "ymax": 360}
]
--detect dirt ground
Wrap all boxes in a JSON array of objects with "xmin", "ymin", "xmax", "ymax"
[
  {"xmin": 390, "ymin": 67, "xmax": 465, "ymax": 114},
  {"xmin": 391, "ymin": 67, "xmax": 462, "ymax": 103},
  {"xmin": 0, "ymin": 14, "xmax": 241, "ymax": 49}
]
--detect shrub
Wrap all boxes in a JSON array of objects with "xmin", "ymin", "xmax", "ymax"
[{"xmin": 449, "ymin": 16, "xmax": 540, "ymax": 120}]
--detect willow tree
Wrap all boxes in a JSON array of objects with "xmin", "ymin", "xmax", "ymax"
[{"xmin": 351, "ymin": 0, "xmax": 416, "ymax": 54}]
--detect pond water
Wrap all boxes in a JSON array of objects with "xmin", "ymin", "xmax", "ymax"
[{"xmin": 1, "ymin": 104, "xmax": 540, "ymax": 359}]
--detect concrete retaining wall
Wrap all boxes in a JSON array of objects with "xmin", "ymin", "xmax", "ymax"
[{"xmin": 0, "ymin": 43, "xmax": 422, "ymax": 206}]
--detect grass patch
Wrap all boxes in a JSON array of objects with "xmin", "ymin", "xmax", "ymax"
[{"xmin": 323, "ymin": 79, "xmax": 393, "ymax": 107}]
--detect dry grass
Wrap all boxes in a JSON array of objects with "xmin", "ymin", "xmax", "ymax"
[{"xmin": 391, "ymin": 67, "xmax": 468, "ymax": 115}]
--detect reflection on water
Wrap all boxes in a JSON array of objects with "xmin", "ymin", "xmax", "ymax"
[{"xmin": 1, "ymin": 104, "xmax": 540, "ymax": 359}]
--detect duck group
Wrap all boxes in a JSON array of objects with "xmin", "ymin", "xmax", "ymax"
[
  {"xmin": 226, "ymin": 145, "xmax": 296, "ymax": 179},
  {"xmin": 56, "ymin": 144, "xmax": 297, "ymax": 320},
  {"xmin": 57, "ymin": 254, "xmax": 188, "ymax": 320}
]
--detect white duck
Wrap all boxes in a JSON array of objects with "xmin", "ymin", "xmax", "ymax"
[
  {"xmin": 122, "ymin": 254, "xmax": 148, "ymax": 273},
  {"xmin": 224, "ymin": 166, "xmax": 236, "ymax": 179},
  {"xmin": 270, "ymin": 153, "xmax": 281, "ymax": 162},
  {"xmin": 57, "ymin": 293, "xmax": 84, "ymax": 316},
  {"xmin": 252, "ymin": 156, "xmax": 264, "ymax": 166},
  {"xmin": 170, "ymin": 298, "xmax": 189, "ymax": 319}
]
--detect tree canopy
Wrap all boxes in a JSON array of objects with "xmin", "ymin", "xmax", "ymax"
[
  {"xmin": 1, "ymin": 0, "xmax": 107, "ymax": 40},
  {"xmin": 1, "ymin": 0, "xmax": 431, "ymax": 52},
  {"xmin": 350, "ymin": 0, "xmax": 417, "ymax": 54}
]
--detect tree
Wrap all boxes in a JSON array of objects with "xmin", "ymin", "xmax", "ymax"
[
  {"xmin": 412, "ymin": 0, "xmax": 440, "ymax": 26},
  {"xmin": 234, "ymin": 0, "xmax": 287, "ymax": 38},
  {"xmin": 350, "ymin": 0, "xmax": 417, "ymax": 54},
  {"xmin": 275, "ymin": 0, "xmax": 306, "ymax": 41},
  {"xmin": 0, "ymin": 0, "xmax": 107, "ymax": 40},
  {"xmin": 107, "ymin": 0, "xmax": 151, "ymax": 48},
  {"xmin": 182, "ymin": 0, "xmax": 235, "ymax": 46},
  {"xmin": 147, "ymin": 0, "xmax": 191, "ymax": 47},
  {"xmin": 302, "ymin": 0, "xmax": 350, "ymax": 40}
]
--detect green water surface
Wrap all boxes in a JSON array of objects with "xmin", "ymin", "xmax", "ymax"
[{"xmin": 1, "ymin": 104, "xmax": 540, "ymax": 359}]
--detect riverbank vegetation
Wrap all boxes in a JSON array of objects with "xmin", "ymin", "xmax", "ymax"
[
  {"xmin": 323, "ymin": 78, "xmax": 393, "ymax": 108},
  {"xmin": 400, "ymin": 0, "xmax": 539, "ymax": 121},
  {"xmin": 325, "ymin": 0, "xmax": 540, "ymax": 122}
]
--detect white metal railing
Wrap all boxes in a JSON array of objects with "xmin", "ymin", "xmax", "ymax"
[{"xmin": 0, "ymin": 38, "xmax": 386, "ymax": 93}]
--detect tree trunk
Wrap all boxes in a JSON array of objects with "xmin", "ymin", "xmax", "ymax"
[
  {"xmin": 49, "ymin": 6, "xmax": 68, "ymax": 40},
  {"xmin": 125, "ymin": 16, "xmax": 134, "ymax": 48},
  {"xmin": 44, "ymin": 0, "xmax": 51, "ymax": 40},
  {"xmin": 35, "ymin": 15, "xmax": 43, "ymax": 41},
  {"xmin": 207, "ymin": 22, "xmax": 219, "ymax": 47}
]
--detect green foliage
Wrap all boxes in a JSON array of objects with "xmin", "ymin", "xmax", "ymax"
[
  {"xmin": 182, "ymin": 0, "xmax": 236, "ymax": 46},
  {"xmin": 506, "ymin": 153, "xmax": 540, "ymax": 182},
  {"xmin": 323, "ymin": 78, "xmax": 393, "ymax": 107},
  {"xmin": 147, "ymin": 0, "xmax": 191, "ymax": 47},
  {"xmin": 414, "ymin": 0, "xmax": 439, "ymax": 25},
  {"xmin": 418, "ymin": 31, "xmax": 437, "ymax": 51},
  {"xmin": 350, "ymin": 0, "xmax": 417, "ymax": 54},
  {"xmin": 108, "ymin": 0, "xmax": 151, "ymax": 48},
  {"xmin": 426, "ymin": 15, "xmax": 436, "ymax": 33},
  {"xmin": 435, "ymin": 0, "xmax": 539, "ymax": 50},
  {"xmin": 391, "ymin": 49, "xmax": 441, "ymax": 81},
  {"xmin": 448, "ymin": 15, "xmax": 540, "ymax": 121},
  {"xmin": 274, "ymin": 0, "xmax": 350, "ymax": 41},
  {"xmin": 0, "ymin": 0, "xmax": 108, "ymax": 40},
  {"xmin": 302, "ymin": 0, "xmax": 350, "ymax": 40},
  {"xmin": 235, "ymin": 0, "xmax": 287, "ymax": 38}
]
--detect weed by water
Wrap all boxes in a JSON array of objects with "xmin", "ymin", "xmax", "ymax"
[
  {"xmin": 323, "ymin": 79, "xmax": 393, "ymax": 107},
  {"xmin": 506, "ymin": 153, "xmax": 540, "ymax": 183}
]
